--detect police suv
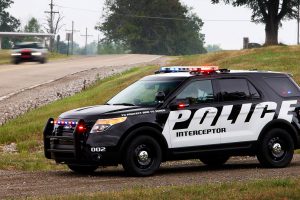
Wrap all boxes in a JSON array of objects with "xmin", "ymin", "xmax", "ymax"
[{"xmin": 43, "ymin": 66, "xmax": 300, "ymax": 176}]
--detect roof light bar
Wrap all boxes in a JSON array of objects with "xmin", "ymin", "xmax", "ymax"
[{"xmin": 158, "ymin": 66, "xmax": 219, "ymax": 74}]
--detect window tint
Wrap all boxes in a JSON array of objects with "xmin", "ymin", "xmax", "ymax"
[
  {"xmin": 248, "ymin": 82, "xmax": 261, "ymax": 99},
  {"xmin": 218, "ymin": 79, "xmax": 252, "ymax": 101},
  {"xmin": 265, "ymin": 77, "xmax": 300, "ymax": 97},
  {"xmin": 176, "ymin": 80, "xmax": 214, "ymax": 104}
]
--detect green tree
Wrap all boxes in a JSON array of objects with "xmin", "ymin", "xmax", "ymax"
[
  {"xmin": 97, "ymin": 40, "xmax": 128, "ymax": 54},
  {"xmin": 206, "ymin": 44, "xmax": 222, "ymax": 52},
  {"xmin": 23, "ymin": 17, "xmax": 42, "ymax": 41},
  {"xmin": 97, "ymin": 0, "xmax": 206, "ymax": 55},
  {"xmin": 211, "ymin": 0, "xmax": 298, "ymax": 45},
  {"xmin": 24, "ymin": 17, "xmax": 41, "ymax": 33},
  {"xmin": 0, "ymin": 0, "xmax": 20, "ymax": 48}
]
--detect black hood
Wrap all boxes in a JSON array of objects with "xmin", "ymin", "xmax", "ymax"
[{"xmin": 59, "ymin": 105, "xmax": 154, "ymax": 120}]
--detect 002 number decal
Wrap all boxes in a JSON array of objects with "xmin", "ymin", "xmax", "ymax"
[{"xmin": 91, "ymin": 147, "xmax": 106, "ymax": 152}]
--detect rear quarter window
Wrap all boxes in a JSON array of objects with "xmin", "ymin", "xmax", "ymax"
[{"xmin": 265, "ymin": 77, "xmax": 300, "ymax": 97}]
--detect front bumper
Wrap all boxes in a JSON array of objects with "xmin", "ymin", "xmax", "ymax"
[
  {"xmin": 43, "ymin": 118, "xmax": 119, "ymax": 165},
  {"xmin": 12, "ymin": 55, "xmax": 44, "ymax": 62}
]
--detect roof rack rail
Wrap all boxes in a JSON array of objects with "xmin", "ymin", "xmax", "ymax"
[{"xmin": 219, "ymin": 69, "xmax": 230, "ymax": 73}]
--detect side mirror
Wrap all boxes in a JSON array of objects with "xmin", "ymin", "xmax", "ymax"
[
  {"xmin": 155, "ymin": 91, "xmax": 166, "ymax": 103},
  {"xmin": 169, "ymin": 100, "xmax": 190, "ymax": 111}
]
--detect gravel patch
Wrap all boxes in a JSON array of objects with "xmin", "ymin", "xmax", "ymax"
[
  {"xmin": 0, "ymin": 155, "xmax": 300, "ymax": 199},
  {"xmin": 0, "ymin": 57, "xmax": 169, "ymax": 125},
  {"xmin": 1, "ymin": 143, "xmax": 17, "ymax": 153}
]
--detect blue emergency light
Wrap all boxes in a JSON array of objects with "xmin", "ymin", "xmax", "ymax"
[{"xmin": 158, "ymin": 66, "xmax": 219, "ymax": 74}]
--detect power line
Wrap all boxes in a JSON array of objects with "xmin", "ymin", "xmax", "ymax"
[
  {"xmin": 55, "ymin": 4, "xmax": 251, "ymax": 22},
  {"xmin": 56, "ymin": 5, "xmax": 99, "ymax": 13}
]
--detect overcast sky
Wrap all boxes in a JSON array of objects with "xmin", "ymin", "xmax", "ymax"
[{"xmin": 8, "ymin": 0, "xmax": 299, "ymax": 49}]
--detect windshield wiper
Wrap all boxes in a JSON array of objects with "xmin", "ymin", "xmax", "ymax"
[{"xmin": 113, "ymin": 103, "xmax": 136, "ymax": 106}]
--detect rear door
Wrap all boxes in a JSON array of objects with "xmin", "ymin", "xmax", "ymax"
[{"xmin": 215, "ymin": 78, "xmax": 266, "ymax": 144}]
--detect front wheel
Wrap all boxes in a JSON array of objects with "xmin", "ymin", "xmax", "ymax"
[
  {"xmin": 200, "ymin": 155, "xmax": 230, "ymax": 167},
  {"xmin": 122, "ymin": 135, "xmax": 162, "ymax": 176},
  {"xmin": 257, "ymin": 128, "xmax": 294, "ymax": 168},
  {"xmin": 68, "ymin": 164, "xmax": 98, "ymax": 174},
  {"xmin": 39, "ymin": 58, "xmax": 47, "ymax": 64}
]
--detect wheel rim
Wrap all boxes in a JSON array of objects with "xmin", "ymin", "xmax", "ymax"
[
  {"xmin": 267, "ymin": 137, "xmax": 287, "ymax": 161},
  {"xmin": 134, "ymin": 144, "xmax": 153, "ymax": 169}
]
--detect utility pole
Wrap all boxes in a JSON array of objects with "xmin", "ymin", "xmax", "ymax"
[
  {"xmin": 66, "ymin": 21, "xmax": 80, "ymax": 55},
  {"xmin": 81, "ymin": 27, "xmax": 93, "ymax": 55},
  {"xmin": 297, "ymin": 0, "xmax": 300, "ymax": 45},
  {"xmin": 97, "ymin": 34, "xmax": 100, "ymax": 54},
  {"xmin": 45, "ymin": 0, "xmax": 59, "ymax": 51}
]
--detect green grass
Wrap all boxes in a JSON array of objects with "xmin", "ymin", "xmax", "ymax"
[
  {"xmin": 173, "ymin": 45, "xmax": 300, "ymax": 83},
  {"xmin": 0, "ymin": 50, "xmax": 10, "ymax": 64},
  {"xmin": 0, "ymin": 66, "xmax": 158, "ymax": 170},
  {"xmin": 31, "ymin": 178, "xmax": 300, "ymax": 200},
  {"xmin": 0, "ymin": 50, "xmax": 69, "ymax": 65}
]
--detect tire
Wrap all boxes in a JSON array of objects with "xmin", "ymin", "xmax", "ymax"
[
  {"xmin": 12, "ymin": 59, "xmax": 20, "ymax": 64},
  {"xmin": 39, "ymin": 58, "xmax": 46, "ymax": 64},
  {"xmin": 200, "ymin": 155, "xmax": 230, "ymax": 167},
  {"xmin": 257, "ymin": 128, "xmax": 294, "ymax": 168},
  {"xmin": 122, "ymin": 135, "xmax": 162, "ymax": 176},
  {"xmin": 68, "ymin": 164, "xmax": 98, "ymax": 174}
]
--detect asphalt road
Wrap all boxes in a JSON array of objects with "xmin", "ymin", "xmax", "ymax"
[
  {"xmin": 1, "ymin": 156, "xmax": 300, "ymax": 199},
  {"xmin": 0, "ymin": 54, "xmax": 162, "ymax": 99}
]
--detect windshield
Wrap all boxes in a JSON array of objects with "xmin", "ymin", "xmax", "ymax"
[
  {"xmin": 107, "ymin": 80, "xmax": 182, "ymax": 107},
  {"xmin": 13, "ymin": 43, "xmax": 43, "ymax": 49}
]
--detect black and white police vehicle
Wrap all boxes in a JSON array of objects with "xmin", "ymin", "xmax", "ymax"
[{"xmin": 43, "ymin": 66, "xmax": 300, "ymax": 176}]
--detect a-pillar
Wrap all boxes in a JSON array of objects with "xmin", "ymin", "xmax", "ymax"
[{"xmin": 0, "ymin": 37, "xmax": 2, "ymax": 49}]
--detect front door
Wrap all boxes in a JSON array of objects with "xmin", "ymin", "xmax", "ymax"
[{"xmin": 163, "ymin": 79, "xmax": 221, "ymax": 148}]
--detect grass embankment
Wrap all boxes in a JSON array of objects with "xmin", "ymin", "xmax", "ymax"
[
  {"xmin": 0, "ymin": 50, "xmax": 68, "ymax": 65},
  {"xmin": 35, "ymin": 178, "xmax": 300, "ymax": 200},
  {"xmin": 174, "ymin": 45, "xmax": 300, "ymax": 83},
  {"xmin": 0, "ymin": 66, "xmax": 158, "ymax": 170}
]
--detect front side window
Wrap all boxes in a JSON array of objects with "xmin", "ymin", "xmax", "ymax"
[
  {"xmin": 176, "ymin": 80, "xmax": 214, "ymax": 104},
  {"xmin": 107, "ymin": 80, "xmax": 182, "ymax": 107}
]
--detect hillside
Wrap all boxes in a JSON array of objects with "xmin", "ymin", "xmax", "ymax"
[{"xmin": 173, "ymin": 45, "xmax": 300, "ymax": 83}]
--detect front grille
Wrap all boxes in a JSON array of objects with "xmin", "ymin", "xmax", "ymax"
[{"xmin": 44, "ymin": 118, "xmax": 95, "ymax": 161}]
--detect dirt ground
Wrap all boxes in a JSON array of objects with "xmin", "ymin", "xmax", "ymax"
[{"xmin": 1, "ymin": 155, "xmax": 300, "ymax": 199}]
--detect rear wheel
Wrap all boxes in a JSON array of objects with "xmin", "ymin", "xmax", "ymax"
[
  {"xmin": 200, "ymin": 155, "xmax": 230, "ymax": 167},
  {"xmin": 12, "ymin": 59, "xmax": 20, "ymax": 64},
  {"xmin": 67, "ymin": 164, "xmax": 98, "ymax": 174},
  {"xmin": 257, "ymin": 128, "xmax": 294, "ymax": 168},
  {"xmin": 122, "ymin": 135, "xmax": 162, "ymax": 176}
]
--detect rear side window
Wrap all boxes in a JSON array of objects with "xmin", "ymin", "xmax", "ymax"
[
  {"xmin": 218, "ymin": 79, "xmax": 260, "ymax": 101},
  {"xmin": 265, "ymin": 77, "xmax": 300, "ymax": 97}
]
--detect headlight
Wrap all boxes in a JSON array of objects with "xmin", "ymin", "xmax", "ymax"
[
  {"xmin": 90, "ymin": 117, "xmax": 127, "ymax": 133},
  {"xmin": 11, "ymin": 53, "xmax": 21, "ymax": 56},
  {"xmin": 31, "ymin": 52, "xmax": 42, "ymax": 56}
]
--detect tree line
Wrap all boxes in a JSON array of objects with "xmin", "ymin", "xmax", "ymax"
[{"xmin": 1, "ymin": 0, "xmax": 300, "ymax": 55}]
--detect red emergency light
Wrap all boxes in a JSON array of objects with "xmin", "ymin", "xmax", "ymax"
[{"xmin": 189, "ymin": 66, "xmax": 219, "ymax": 75}]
